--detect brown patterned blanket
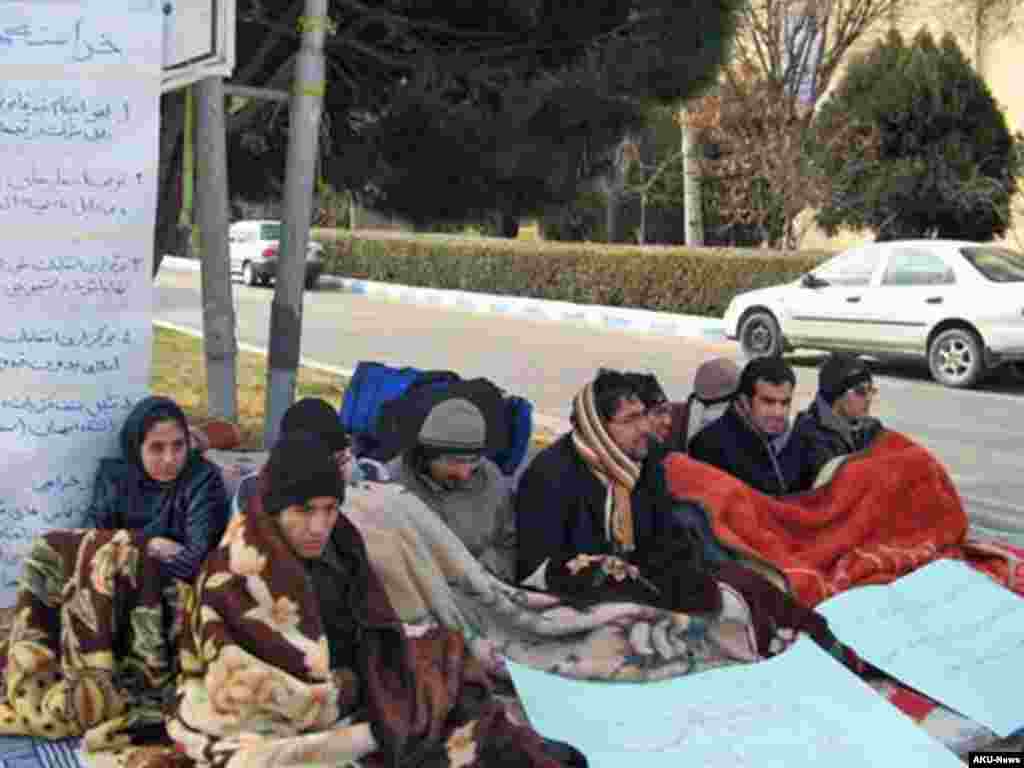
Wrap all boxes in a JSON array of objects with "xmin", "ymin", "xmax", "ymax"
[
  {"xmin": 0, "ymin": 530, "xmax": 175, "ymax": 747},
  {"xmin": 96, "ymin": 473, "xmax": 562, "ymax": 768}
]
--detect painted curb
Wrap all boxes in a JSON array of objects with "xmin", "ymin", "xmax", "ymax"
[{"xmin": 160, "ymin": 255, "xmax": 728, "ymax": 343}]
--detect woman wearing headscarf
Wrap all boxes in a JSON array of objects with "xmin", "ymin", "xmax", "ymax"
[
  {"xmin": 83, "ymin": 395, "xmax": 230, "ymax": 583},
  {"xmin": 162, "ymin": 431, "xmax": 575, "ymax": 768}
]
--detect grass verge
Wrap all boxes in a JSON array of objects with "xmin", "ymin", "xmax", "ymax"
[{"xmin": 151, "ymin": 325, "xmax": 346, "ymax": 450}]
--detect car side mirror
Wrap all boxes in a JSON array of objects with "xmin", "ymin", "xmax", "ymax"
[{"xmin": 802, "ymin": 273, "xmax": 828, "ymax": 288}]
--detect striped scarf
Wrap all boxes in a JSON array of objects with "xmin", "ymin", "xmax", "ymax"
[{"xmin": 571, "ymin": 382, "xmax": 641, "ymax": 553}]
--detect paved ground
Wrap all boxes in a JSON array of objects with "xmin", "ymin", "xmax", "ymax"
[{"xmin": 156, "ymin": 268, "xmax": 1024, "ymax": 537}]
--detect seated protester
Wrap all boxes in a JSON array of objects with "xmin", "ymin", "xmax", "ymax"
[
  {"xmin": 624, "ymin": 372, "xmax": 678, "ymax": 461},
  {"xmin": 83, "ymin": 395, "xmax": 229, "ymax": 582},
  {"xmin": 388, "ymin": 395, "xmax": 516, "ymax": 582},
  {"xmin": 238, "ymin": 397, "xmax": 364, "ymax": 502},
  {"xmin": 794, "ymin": 353, "xmax": 884, "ymax": 483},
  {"xmin": 514, "ymin": 369, "xmax": 721, "ymax": 613},
  {"xmin": 167, "ymin": 431, "xmax": 574, "ymax": 768},
  {"xmin": 280, "ymin": 396, "xmax": 363, "ymax": 484},
  {"xmin": 684, "ymin": 357, "xmax": 741, "ymax": 451},
  {"xmin": 688, "ymin": 357, "xmax": 814, "ymax": 496}
]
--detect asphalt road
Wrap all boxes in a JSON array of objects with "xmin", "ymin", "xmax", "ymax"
[{"xmin": 155, "ymin": 267, "xmax": 1024, "ymax": 537}]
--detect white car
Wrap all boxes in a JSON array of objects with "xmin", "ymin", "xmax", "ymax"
[
  {"xmin": 722, "ymin": 240, "xmax": 1024, "ymax": 388},
  {"xmin": 228, "ymin": 219, "xmax": 325, "ymax": 289}
]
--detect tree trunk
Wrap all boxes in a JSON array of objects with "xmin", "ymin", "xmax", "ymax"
[
  {"xmin": 154, "ymin": 91, "xmax": 187, "ymax": 275},
  {"xmin": 680, "ymin": 106, "xmax": 704, "ymax": 246},
  {"xmin": 603, "ymin": 179, "xmax": 619, "ymax": 243},
  {"xmin": 264, "ymin": 0, "xmax": 328, "ymax": 446},
  {"xmin": 195, "ymin": 76, "xmax": 239, "ymax": 422}
]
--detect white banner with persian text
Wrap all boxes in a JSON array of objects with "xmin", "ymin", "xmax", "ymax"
[{"xmin": 0, "ymin": 0, "xmax": 161, "ymax": 603}]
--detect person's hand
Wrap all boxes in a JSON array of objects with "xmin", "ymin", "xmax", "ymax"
[{"xmin": 147, "ymin": 536, "xmax": 183, "ymax": 562}]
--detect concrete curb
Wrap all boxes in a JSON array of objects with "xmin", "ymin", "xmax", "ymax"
[{"xmin": 160, "ymin": 255, "xmax": 728, "ymax": 343}]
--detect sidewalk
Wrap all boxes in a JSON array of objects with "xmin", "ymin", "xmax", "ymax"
[{"xmin": 160, "ymin": 256, "xmax": 728, "ymax": 344}]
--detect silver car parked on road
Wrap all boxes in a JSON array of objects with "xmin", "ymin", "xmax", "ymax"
[
  {"xmin": 228, "ymin": 219, "xmax": 325, "ymax": 290},
  {"xmin": 723, "ymin": 240, "xmax": 1024, "ymax": 388}
]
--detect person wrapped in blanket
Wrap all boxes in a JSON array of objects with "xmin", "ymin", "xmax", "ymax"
[
  {"xmin": 83, "ymin": 395, "xmax": 230, "ymax": 583},
  {"xmin": 514, "ymin": 369, "xmax": 860, "ymax": 663},
  {"xmin": 793, "ymin": 352, "xmax": 885, "ymax": 484},
  {"xmin": 388, "ymin": 386, "xmax": 517, "ymax": 583},
  {"xmin": 165, "ymin": 430, "xmax": 583, "ymax": 768}
]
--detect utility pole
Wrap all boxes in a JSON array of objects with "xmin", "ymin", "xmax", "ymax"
[
  {"xmin": 263, "ymin": 0, "xmax": 328, "ymax": 446},
  {"xmin": 680, "ymin": 105, "xmax": 705, "ymax": 247},
  {"xmin": 194, "ymin": 76, "xmax": 239, "ymax": 421}
]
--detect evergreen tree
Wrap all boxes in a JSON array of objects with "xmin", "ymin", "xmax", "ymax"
[
  {"xmin": 814, "ymin": 28, "xmax": 1021, "ymax": 240},
  {"xmin": 215, "ymin": 0, "xmax": 740, "ymax": 235}
]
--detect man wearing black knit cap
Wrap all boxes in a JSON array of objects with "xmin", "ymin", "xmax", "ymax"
[
  {"xmin": 793, "ymin": 352, "xmax": 885, "ymax": 486},
  {"xmin": 280, "ymin": 397, "xmax": 361, "ymax": 484}
]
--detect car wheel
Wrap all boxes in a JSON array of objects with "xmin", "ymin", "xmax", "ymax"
[
  {"xmin": 260, "ymin": 274, "xmax": 272, "ymax": 287},
  {"xmin": 304, "ymin": 274, "xmax": 318, "ymax": 291},
  {"xmin": 739, "ymin": 310, "xmax": 783, "ymax": 358},
  {"xmin": 928, "ymin": 327, "xmax": 985, "ymax": 388},
  {"xmin": 242, "ymin": 262, "xmax": 258, "ymax": 286}
]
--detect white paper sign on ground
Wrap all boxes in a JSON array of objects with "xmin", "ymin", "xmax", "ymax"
[
  {"xmin": 0, "ymin": 0, "xmax": 161, "ymax": 604},
  {"xmin": 817, "ymin": 558, "xmax": 1024, "ymax": 738},
  {"xmin": 508, "ymin": 638, "xmax": 963, "ymax": 768}
]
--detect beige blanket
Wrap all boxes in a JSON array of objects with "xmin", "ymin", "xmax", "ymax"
[{"xmin": 343, "ymin": 482, "xmax": 767, "ymax": 681}]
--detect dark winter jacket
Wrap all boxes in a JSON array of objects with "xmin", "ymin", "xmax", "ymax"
[
  {"xmin": 793, "ymin": 395, "xmax": 884, "ymax": 485},
  {"xmin": 514, "ymin": 433, "xmax": 678, "ymax": 582},
  {"xmin": 83, "ymin": 396, "xmax": 230, "ymax": 582},
  {"xmin": 688, "ymin": 404, "xmax": 813, "ymax": 496}
]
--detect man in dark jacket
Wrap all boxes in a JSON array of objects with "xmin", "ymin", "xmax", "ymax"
[
  {"xmin": 794, "ymin": 353, "xmax": 884, "ymax": 486},
  {"xmin": 514, "ymin": 370, "xmax": 719, "ymax": 614},
  {"xmin": 688, "ymin": 357, "xmax": 813, "ymax": 496}
]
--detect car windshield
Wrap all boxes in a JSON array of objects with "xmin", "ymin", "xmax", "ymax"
[
  {"xmin": 960, "ymin": 246, "xmax": 1024, "ymax": 282},
  {"xmin": 259, "ymin": 222, "xmax": 282, "ymax": 241}
]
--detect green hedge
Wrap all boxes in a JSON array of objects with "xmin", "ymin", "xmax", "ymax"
[{"xmin": 321, "ymin": 233, "xmax": 833, "ymax": 317}]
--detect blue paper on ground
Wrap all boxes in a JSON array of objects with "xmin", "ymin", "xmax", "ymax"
[
  {"xmin": 816, "ymin": 557, "xmax": 1024, "ymax": 737},
  {"xmin": 507, "ymin": 638, "xmax": 961, "ymax": 768}
]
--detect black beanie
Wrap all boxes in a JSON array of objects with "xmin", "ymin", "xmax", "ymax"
[
  {"xmin": 280, "ymin": 398, "xmax": 350, "ymax": 453},
  {"xmin": 263, "ymin": 432, "xmax": 345, "ymax": 516},
  {"xmin": 819, "ymin": 353, "xmax": 873, "ymax": 405}
]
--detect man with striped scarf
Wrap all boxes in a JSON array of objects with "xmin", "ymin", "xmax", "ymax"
[{"xmin": 513, "ymin": 369, "xmax": 720, "ymax": 614}]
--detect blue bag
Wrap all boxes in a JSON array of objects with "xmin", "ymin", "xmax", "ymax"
[
  {"xmin": 497, "ymin": 395, "xmax": 533, "ymax": 477},
  {"xmin": 339, "ymin": 361, "xmax": 421, "ymax": 436},
  {"xmin": 339, "ymin": 361, "xmax": 533, "ymax": 476}
]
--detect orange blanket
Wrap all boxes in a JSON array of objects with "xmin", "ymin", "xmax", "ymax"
[{"xmin": 665, "ymin": 431, "xmax": 974, "ymax": 606}]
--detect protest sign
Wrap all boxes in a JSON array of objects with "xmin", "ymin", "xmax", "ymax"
[{"xmin": 0, "ymin": 0, "xmax": 162, "ymax": 603}]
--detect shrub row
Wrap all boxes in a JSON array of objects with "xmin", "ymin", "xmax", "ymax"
[{"xmin": 321, "ymin": 232, "xmax": 833, "ymax": 317}]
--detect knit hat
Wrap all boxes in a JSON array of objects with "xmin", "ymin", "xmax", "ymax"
[
  {"xmin": 263, "ymin": 432, "xmax": 345, "ymax": 516},
  {"xmin": 818, "ymin": 353, "xmax": 873, "ymax": 405},
  {"xmin": 692, "ymin": 358, "xmax": 741, "ymax": 405},
  {"xmin": 417, "ymin": 398, "xmax": 487, "ymax": 457},
  {"xmin": 280, "ymin": 398, "xmax": 349, "ymax": 453}
]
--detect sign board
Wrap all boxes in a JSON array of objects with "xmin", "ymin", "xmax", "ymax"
[
  {"xmin": 0, "ymin": 0, "xmax": 161, "ymax": 604},
  {"xmin": 162, "ymin": 0, "xmax": 235, "ymax": 91}
]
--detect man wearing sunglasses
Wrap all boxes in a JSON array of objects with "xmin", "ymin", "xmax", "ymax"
[{"xmin": 793, "ymin": 352, "xmax": 885, "ymax": 485}]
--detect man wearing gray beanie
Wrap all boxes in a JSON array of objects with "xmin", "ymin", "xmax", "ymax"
[
  {"xmin": 793, "ymin": 352, "xmax": 885, "ymax": 485},
  {"xmin": 388, "ymin": 396, "xmax": 516, "ymax": 582}
]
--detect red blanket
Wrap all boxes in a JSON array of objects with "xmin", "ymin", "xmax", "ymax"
[{"xmin": 665, "ymin": 431, "xmax": 971, "ymax": 606}]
